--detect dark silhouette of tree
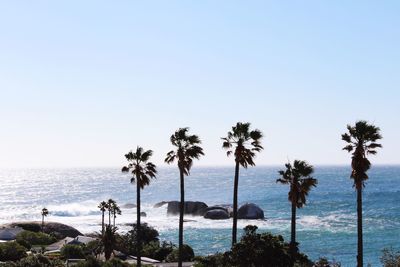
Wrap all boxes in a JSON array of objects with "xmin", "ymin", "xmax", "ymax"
[
  {"xmin": 222, "ymin": 122, "xmax": 263, "ymax": 246},
  {"xmin": 98, "ymin": 201, "xmax": 108, "ymax": 236},
  {"xmin": 102, "ymin": 225, "xmax": 116, "ymax": 261},
  {"xmin": 122, "ymin": 146, "xmax": 157, "ymax": 267},
  {"xmin": 41, "ymin": 208, "xmax": 48, "ymax": 232},
  {"xmin": 111, "ymin": 203, "xmax": 121, "ymax": 227},
  {"xmin": 277, "ymin": 160, "xmax": 317, "ymax": 261},
  {"xmin": 106, "ymin": 199, "xmax": 116, "ymax": 226},
  {"xmin": 165, "ymin": 128, "xmax": 204, "ymax": 267},
  {"xmin": 342, "ymin": 120, "xmax": 382, "ymax": 267}
]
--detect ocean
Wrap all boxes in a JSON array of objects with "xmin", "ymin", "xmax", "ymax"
[{"xmin": 0, "ymin": 166, "xmax": 399, "ymax": 266}]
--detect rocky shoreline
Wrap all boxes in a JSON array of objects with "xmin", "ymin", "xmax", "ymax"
[{"xmin": 154, "ymin": 201, "xmax": 265, "ymax": 220}]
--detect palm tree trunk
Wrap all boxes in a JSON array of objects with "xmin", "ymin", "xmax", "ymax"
[
  {"xmin": 101, "ymin": 212, "xmax": 105, "ymax": 236},
  {"xmin": 290, "ymin": 200, "xmax": 297, "ymax": 260},
  {"xmin": 137, "ymin": 175, "xmax": 142, "ymax": 267},
  {"xmin": 232, "ymin": 160, "xmax": 240, "ymax": 247},
  {"xmin": 178, "ymin": 167, "xmax": 185, "ymax": 267},
  {"xmin": 113, "ymin": 215, "xmax": 116, "ymax": 227},
  {"xmin": 42, "ymin": 215, "xmax": 44, "ymax": 232},
  {"xmin": 357, "ymin": 185, "xmax": 363, "ymax": 267},
  {"xmin": 109, "ymin": 210, "xmax": 111, "ymax": 226}
]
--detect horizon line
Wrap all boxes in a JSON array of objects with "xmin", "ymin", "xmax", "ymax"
[{"xmin": 1, "ymin": 163, "xmax": 400, "ymax": 170}]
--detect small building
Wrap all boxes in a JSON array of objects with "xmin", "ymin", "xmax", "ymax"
[
  {"xmin": 46, "ymin": 235, "xmax": 97, "ymax": 251},
  {"xmin": 0, "ymin": 227, "xmax": 24, "ymax": 241}
]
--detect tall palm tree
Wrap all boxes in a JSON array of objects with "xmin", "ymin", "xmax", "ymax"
[
  {"xmin": 342, "ymin": 120, "xmax": 382, "ymax": 267},
  {"xmin": 112, "ymin": 203, "xmax": 122, "ymax": 227},
  {"xmin": 165, "ymin": 128, "xmax": 204, "ymax": 267},
  {"xmin": 276, "ymin": 160, "xmax": 317, "ymax": 259},
  {"xmin": 106, "ymin": 199, "xmax": 116, "ymax": 226},
  {"xmin": 122, "ymin": 146, "xmax": 157, "ymax": 267},
  {"xmin": 41, "ymin": 207, "xmax": 49, "ymax": 232},
  {"xmin": 98, "ymin": 201, "xmax": 108, "ymax": 236},
  {"xmin": 222, "ymin": 122, "xmax": 263, "ymax": 246}
]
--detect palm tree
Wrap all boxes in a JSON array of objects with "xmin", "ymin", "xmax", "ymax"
[
  {"xmin": 41, "ymin": 207, "xmax": 48, "ymax": 232},
  {"xmin": 342, "ymin": 120, "xmax": 382, "ymax": 267},
  {"xmin": 112, "ymin": 203, "xmax": 122, "ymax": 227},
  {"xmin": 98, "ymin": 201, "xmax": 108, "ymax": 236},
  {"xmin": 122, "ymin": 146, "xmax": 157, "ymax": 267},
  {"xmin": 106, "ymin": 199, "xmax": 116, "ymax": 226},
  {"xmin": 102, "ymin": 225, "xmax": 116, "ymax": 261},
  {"xmin": 222, "ymin": 122, "xmax": 263, "ymax": 246},
  {"xmin": 276, "ymin": 160, "xmax": 317, "ymax": 259},
  {"xmin": 165, "ymin": 128, "xmax": 204, "ymax": 267}
]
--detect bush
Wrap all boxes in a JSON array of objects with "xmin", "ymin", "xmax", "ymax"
[
  {"xmin": 313, "ymin": 257, "xmax": 341, "ymax": 267},
  {"xmin": 116, "ymin": 223, "xmax": 159, "ymax": 255},
  {"xmin": 6, "ymin": 254, "xmax": 64, "ymax": 267},
  {"xmin": 16, "ymin": 230, "xmax": 56, "ymax": 248},
  {"xmin": 195, "ymin": 225, "xmax": 312, "ymax": 267},
  {"xmin": 73, "ymin": 256, "xmax": 132, "ymax": 267},
  {"xmin": 166, "ymin": 244, "xmax": 195, "ymax": 262},
  {"xmin": 194, "ymin": 253, "xmax": 227, "ymax": 267},
  {"xmin": 102, "ymin": 258, "xmax": 132, "ymax": 267},
  {"xmin": 74, "ymin": 255, "xmax": 102, "ymax": 267},
  {"xmin": 60, "ymin": 244, "xmax": 85, "ymax": 259},
  {"xmin": 84, "ymin": 240, "xmax": 102, "ymax": 256},
  {"xmin": 0, "ymin": 242, "xmax": 27, "ymax": 262},
  {"xmin": 381, "ymin": 247, "xmax": 400, "ymax": 267},
  {"xmin": 144, "ymin": 241, "xmax": 174, "ymax": 261}
]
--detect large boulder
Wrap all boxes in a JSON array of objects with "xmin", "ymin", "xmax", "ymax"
[
  {"xmin": 4, "ymin": 221, "xmax": 83, "ymax": 238},
  {"xmin": 167, "ymin": 201, "xmax": 208, "ymax": 216},
  {"xmin": 204, "ymin": 209, "xmax": 230, "ymax": 220},
  {"xmin": 237, "ymin": 203, "xmax": 264, "ymax": 219}
]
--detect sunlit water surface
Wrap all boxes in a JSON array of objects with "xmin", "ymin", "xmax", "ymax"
[{"xmin": 0, "ymin": 166, "xmax": 399, "ymax": 266}]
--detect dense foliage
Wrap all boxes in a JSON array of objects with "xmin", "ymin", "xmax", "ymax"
[
  {"xmin": 60, "ymin": 244, "xmax": 85, "ymax": 259},
  {"xmin": 0, "ymin": 254, "xmax": 64, "ymax": 267},
  {"xmin": 73, "ymin": 256, "xmax": 132, "ymax": 267},
  {"xmin": 380, "ymin": 247, "xmax": 400, "ymax": 267},
  {"xmin": 313, "ymin": 258, "xmax": 341, "ymax": 267},
  {"xmin": 0, "ymin": 242, "xmax": 27, "ymax": 262},
  {"xmin": 166, "ymin": 244, "xmax": 194, "ymax": 263},
  {"xmin": 195, "ymin": 225, "xmax": 312, "ymax": 267},
  {"xmin": 16, "ymin": 230, "xmax": 56, "ymax": 249},
  {"xmin": 116, "ymin": 223, "xmax": 159, "ymax": 255}
]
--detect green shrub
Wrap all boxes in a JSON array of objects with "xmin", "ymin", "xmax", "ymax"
[
  {"xmin": 142, "ymin": 241, "xmax": 174, "ymax": 261},
  {"xmin": 60, "ymin": 244, "xmax": 85, "ymax": 259},
  {"xmin": 166, "ymin": 244, "xmax": 195, "ymax": 262},
  {"xmin": 74, "ymin": 255, "xmax": 102, "ymax": 267},
  {"xmin": 16, "ymin": 231, "xmax": 56, "ymax": 248},
  {"xmin": 195, "ymin": 225, "xmax": 312, "ymax": 267},
  {"xmin": 116, "ymin": 223, "xmax": 159, "ymax": 256},
  {"xmin": 0, "ymin": 242, "xmax": 27, "ymax": 262},
  {"xmin": 381, "ymin": 247, "xmax": 400, "ymax": 267},
  {"xmin": 102, "ymin": 258, "xmax": 132, "ymax": 267},
  {"xmin": 313, "ymin": 257, "xmax": 341, "ymax": 267},
  {"xmin": 9, "ymin": 254, "xmax": 64, "ymax": 267}
]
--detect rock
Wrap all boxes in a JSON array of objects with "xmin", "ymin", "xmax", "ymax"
[
  {"xmin": 4, "ymin": 221, "xmax": 83, "ymax": 238},
  {"xmin": 122, "ymin": 203, "xmax": 136, "ymax": 209},
  {"xmin": 206, "ymin": 205, "xmax": 233, "ymax": 217},
  {"xmin": 153, "ymin": 201, "xmax": 168, "ymax": 208},
  {"xmin": 167, "ymin": 201, "xmax": 208, "ymax": 216},
  {"xmin": 204, "ymin": 209, "xmax": 230, "ymax": 220},
  {"xmin": 140, "ymin": 212, "xmax": 147, "ymax": 217},
  {"xmin": 237, "ymin": 203, "xmax": 264, "ymax": 219}
]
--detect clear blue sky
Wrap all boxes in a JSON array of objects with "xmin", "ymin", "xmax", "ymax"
[{"xmin": 1, "ymin": 1, "xmax": 399, "ymax": 168}]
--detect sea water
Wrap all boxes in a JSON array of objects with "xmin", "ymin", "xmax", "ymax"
[{"xmin": 0, "ymin": 166, "xmax": 399, "ymax": 266}]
